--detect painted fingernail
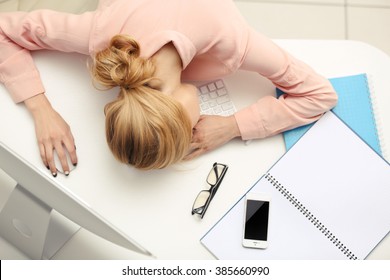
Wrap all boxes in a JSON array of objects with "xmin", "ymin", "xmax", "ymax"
[
  {"xmin": 52, "ymin": 172, "xmax": 57, "ymax": 178},
  {"xmin": 46, "ymin": 165, "xmax": 50, "ymax": 170},
  {"xmin": 65, "ymin": 171, "xmax": 70, "ymax": 176},
  {"xmin": 73, "ymin": 162, "xmax": 77, "ymax": 167}
]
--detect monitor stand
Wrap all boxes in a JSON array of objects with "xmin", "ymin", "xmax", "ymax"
[{"xmin": 0, "ymin": 184, "xmax": 80, "ymax": 259}]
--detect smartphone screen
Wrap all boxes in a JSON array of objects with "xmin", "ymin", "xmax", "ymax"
[{"xmin": 244, "ymin": 199, "xmax": 270, "ymax": 241}]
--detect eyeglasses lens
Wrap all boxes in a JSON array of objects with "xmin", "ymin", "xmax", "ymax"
[
  {"xmin": 206, "ymin": 164, "xmax": 224, "ymax": 185},
  {"xmin": 192, "ymin": 190, "xmax": 211, "ymax": 213}
]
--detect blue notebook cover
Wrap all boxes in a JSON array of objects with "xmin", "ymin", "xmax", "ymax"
[{"xmin": 277, "ymin": 73, "xmax": 382, "ymax": 155}]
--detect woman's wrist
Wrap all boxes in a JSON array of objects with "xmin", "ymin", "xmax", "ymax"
[
  {"xmin": 227, "ymin": 115, "xmax": 241, "ymax": 139},
  {"xmin": 24, "ymin": 93, "xmax": 51, "ymax": 115}
]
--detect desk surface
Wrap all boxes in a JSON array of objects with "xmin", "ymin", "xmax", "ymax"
[{"xmin": 1, "ymin": 39, "xmax": 390, "ymax": 259}]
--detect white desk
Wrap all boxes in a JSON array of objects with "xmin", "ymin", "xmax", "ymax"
[{"xmin": 1, "ymin": 40, "xmax": 390, "ymax": 259}]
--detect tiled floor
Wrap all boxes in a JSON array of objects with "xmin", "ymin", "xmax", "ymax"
[
  {"xmin": 235, "ymin": 0, "xmax": 390, "ymax": 56},
  {"xmin": 1, "ymin": 0, "xmax": 390, "ymax": 259}
]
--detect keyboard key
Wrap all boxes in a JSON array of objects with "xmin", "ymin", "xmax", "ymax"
[
  {"xmin": 202, "ymin": 94, "xmax": 210, "ymax": 102},
  {"xmin": 207, "ymin": 83, "xmax": 217, "ymax": 92},
  {"xmin": 201, "ymin": 103, "xmax": 210, "ymax": 111},
  {"xmin": 221, "ymin": 101, "xmax": 234, "ymax": 111},
  {"xmin": 215, "ymin": 80, "xmax": 224, "ymax": 89},
  {"xmin": 216, "ymin": 95, "xmax": 230, "ymax": 105},
  {"xmin": 200, "ymin": 86, "xmax": 208, "ymax": 94},
  {"xmin": 208, "ymin": 100, "xmax": 218, "ymax": 108},
  {"xmin": 213, "ymin": 107, "xmax": 223, "ymax": 114},
  {"xmin": 209, "ymin": 91, "xmax": 218, "ymax": 99},
  {"xmin": 217, "ymin": 88, "xmax": 227, "ymax": 96}
]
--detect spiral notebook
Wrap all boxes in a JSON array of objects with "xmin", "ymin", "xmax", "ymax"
[
  {"xmin": 277, "ymin": 73, "xmax": 383, "ymax": 156},
  {"xmin": 201, "ymin": 112, "xmax": 390, "ymax": 260}
]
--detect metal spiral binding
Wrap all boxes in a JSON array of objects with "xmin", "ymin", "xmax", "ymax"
[{"xmin": 265, "ymin": 173, "xmax": 358, "ymax": 260}]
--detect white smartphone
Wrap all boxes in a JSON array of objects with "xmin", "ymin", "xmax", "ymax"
[{"xmin": 242, "ymin": 192, "xmax": 271, "ymax": 249}]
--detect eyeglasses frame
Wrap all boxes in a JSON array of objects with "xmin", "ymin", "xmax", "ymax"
[{"xmin": 191, "ymin": 162, "xmax": 228, "ymax": 218}]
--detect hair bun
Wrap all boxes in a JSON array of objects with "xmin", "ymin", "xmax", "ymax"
[
  {"xmin": 91, "ymin": 34, "xmax": 155, "ymax": 90},
  {"xmin": 110, "ymin": 35, "xmax": 140, "ymax": 57}
]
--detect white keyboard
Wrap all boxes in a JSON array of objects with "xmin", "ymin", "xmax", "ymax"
[{"xmin": 197, "ymin": 79, "xmax": 236, "ymax": 116}]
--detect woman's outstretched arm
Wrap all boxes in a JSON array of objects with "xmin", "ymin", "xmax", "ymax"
[
  {"xmin": 0, "ymin": 10, "xmax": 96, "ymax": 175},
  {"xmin": 187, "ymin": 29, "xmax": 337, "ymax": 159}
]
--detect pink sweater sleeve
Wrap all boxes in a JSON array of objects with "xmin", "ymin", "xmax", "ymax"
[
  {"xmin": 234, "ymin": 47, "xmax": 338, "ymax": 140},
  {"xmin": 0, "ymin": 10, "xmax": 95, "ymax": 103}
]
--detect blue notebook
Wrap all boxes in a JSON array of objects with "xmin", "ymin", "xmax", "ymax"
[{"xmin": 276, "ymin": 73, "xmax": 382, "ymax": 155}]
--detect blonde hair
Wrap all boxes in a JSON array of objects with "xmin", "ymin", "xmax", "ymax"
[{"xmin": 90, "ymin": 34, "xmax": 192, "ymax": 170}]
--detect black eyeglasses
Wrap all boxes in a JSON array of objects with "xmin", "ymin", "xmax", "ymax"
[{"xmin": 192, "ymin": 162, "xmax": 228, "ymax": 219}]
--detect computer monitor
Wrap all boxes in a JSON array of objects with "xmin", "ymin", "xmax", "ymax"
[{"xmin": 0, "ymin": 141, "xmax": 153, "ymax": 259}]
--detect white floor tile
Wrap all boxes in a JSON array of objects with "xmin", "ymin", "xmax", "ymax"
[
  {"xmin": 347, "ymin": 7, "xmax": 390, "ymax": 55},
  {"xmin": 235, "ymin": 0, "xmax": 344, "ymax": 5},
  {"xmin": 347, "ymin": 0, "xmax": 390, "ymax": 7},
  {"xmin": 0, "ymin": 1, "xmax": 18, "ymax": 11},
  {"xmin": 235, "ymin": 1, "xmax": 345, "ymax": 39}
]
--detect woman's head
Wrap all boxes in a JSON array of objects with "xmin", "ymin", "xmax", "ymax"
[{"xmin": 91, "ymin": 35, "xmax": 193, "ymax": 170}]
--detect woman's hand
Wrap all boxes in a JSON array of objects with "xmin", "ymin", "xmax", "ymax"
[
  {"xmin": 185, "ymin": 114, "xmax": 241, "ymax": 160},
  {"xmin": 24, "ymin": 93, "xmax": 77, "ymax": 176}
]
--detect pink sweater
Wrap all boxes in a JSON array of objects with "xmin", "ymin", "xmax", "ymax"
[{"xmin": 0, "ymin": 0, "xmax": 337, "ymax": 139}]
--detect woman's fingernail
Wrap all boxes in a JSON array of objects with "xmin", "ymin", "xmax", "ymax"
[
  {"xmin": 73, "ymin": 162, "xmax": 77, "ymax": 167},
  {"xmin": 46, "ymin": 165, "xmax": 50, "ymax": 170},
  {"xmin": 52, "ymin": 172, "xmax": 57, "ymax": 178},
  {"xmin": 65, "ymin": 171, "xmax": 70, "ymax": 176}
]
